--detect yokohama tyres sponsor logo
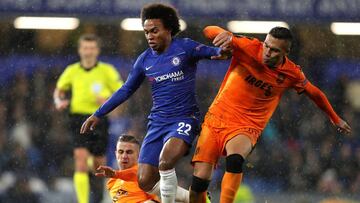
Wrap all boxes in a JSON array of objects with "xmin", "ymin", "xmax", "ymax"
[{"xmin": 154, "ymin": 70, "xmax": 184, "ymax": 82}]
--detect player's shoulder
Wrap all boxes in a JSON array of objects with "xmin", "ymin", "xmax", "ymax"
[
  {"xmin": 97, "ymin": 61, "xmax": 116, "ymax": 71},
  {"xmin": 172, "ymin": 37, "xmax": 202, "ymax": 53},
  {"xmin": 283, "ymin": 57, "xmax": 301, "ymax": 71},
  {"xmin": 171, "ymin": 37, "xmax": 196, "ymax": 47},
  {"xmin": 97, "ymin": 61, "xmax": 114, "ymax": 68},
  {"xmin": 138, "ymin": 48, "xmax": 152, "ymax": 62},
  {"xmin": 175, "ymin": 37, "xmax": 191, "ymax": 43},
  {"xmin": 233, "ymin": 35, "xmax": 262, "ymax": 55},
  {"xmin": 132, "ymin": 48, "xmax": 152, "ymax": 68},
  {"xmin": 64, "ymin": 62, "xmax": 81, "ymax": 73},
  {"xmin": 282, "ymin": 57, "xmax": 304, "ymax": 77}
]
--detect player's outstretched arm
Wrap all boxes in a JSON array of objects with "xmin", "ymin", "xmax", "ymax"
[
  {"xmin": 90, "ymin": 57, "xmax": 145, "ymax": 121},
  {"xmin": 304, "ymin": 82, "xmax": 351, "ymax": 134},
  {"xmin": 95, "ymin": 165, "xmax": 138, "ymax": 181}
]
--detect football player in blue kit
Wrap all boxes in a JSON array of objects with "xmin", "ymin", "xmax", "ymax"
[{"xmin": 81, "ymin": 3, "xmax": 227, "ymax": 203}]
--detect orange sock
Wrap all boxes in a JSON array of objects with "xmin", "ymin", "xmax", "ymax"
[{"xmin": 220, "ymin": 172, "xmax": 243, "ymax": 203}]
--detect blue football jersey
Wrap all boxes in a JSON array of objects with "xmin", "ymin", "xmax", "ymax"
[{"xmin": 94, "ymin": 37, "xmax": 221, "ymax": 121}]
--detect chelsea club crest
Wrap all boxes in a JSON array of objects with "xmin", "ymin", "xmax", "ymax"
[{"xmin": 172, "ymin": 57, "xmax": 180, "ymax": 66}]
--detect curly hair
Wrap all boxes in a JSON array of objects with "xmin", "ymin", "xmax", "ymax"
[{"xmin": 141, "ymin": 3, "xmax": 181, "ymax": 36}]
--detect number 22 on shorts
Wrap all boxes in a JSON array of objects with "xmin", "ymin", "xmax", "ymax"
[{"xmin": 177, "ymin": 122, "xmax": 191, "ymax": 136}]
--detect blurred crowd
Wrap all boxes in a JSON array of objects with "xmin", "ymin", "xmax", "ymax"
[{"xmin": 0, "ymin": 62, "xmax": 359, "ymax": 202}]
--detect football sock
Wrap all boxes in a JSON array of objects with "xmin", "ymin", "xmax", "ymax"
[
  {"xmin": 89, "ymin": 173, "xmax": 104, "ymax": 203},
  {"xmin": 74, "ymin": 172, "xmax": 90, "ymax": 203},
  {"xmin": 220, "ymin": 172, "xmax": 243, "ymax": 203},
  {"xmin": 159, "ymin": 168, "xmax": 177, "ymax": 203}
]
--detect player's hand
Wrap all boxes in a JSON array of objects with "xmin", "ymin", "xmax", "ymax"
[
  {"xmin": 213, "ymin": 31, "xmax": 233, "ymax": 52},
  {"xmin": 95, "ymin": 165, "xmax": 115, "ymax": 178},
  {"xmin": 54, "ymin": 99, "xmax": 69, "ymax": 111},
  {"xmin": 80, "ymin": 115, "xmax": 100, "ymax": 134},
  {"xmin": 335, "ymin": 118, "xmax": 351, "ymax": 135}
]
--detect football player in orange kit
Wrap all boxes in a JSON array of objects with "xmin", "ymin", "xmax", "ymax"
[
  {"xmin": 189, "ymin": 26, "xmax": 352, "ymax": 203},
  {"xmin": 95, "ymin": 135, "xmax": 159, "ymax": 203}
]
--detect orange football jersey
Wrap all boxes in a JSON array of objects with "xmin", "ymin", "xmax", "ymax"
[
  {"xmin": 205, "ymin": 26, "xmax": 309, "ymax": 131},
  {"xmin": 107, "ymin": 165, "xmax": 158, "ymax": 203}
]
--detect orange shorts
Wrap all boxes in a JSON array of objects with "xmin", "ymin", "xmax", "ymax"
[{"xmin": 192, "ymin": 113, "xmax": 261, "ymax": 165}]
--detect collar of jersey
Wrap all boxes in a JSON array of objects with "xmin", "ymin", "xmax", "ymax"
[
  {"xmin": 151, "ymin": 38, "xmax": 177, "ymax": 56},
  {"xmin": 80, "ymin": 61, "xmax": 99, "ymax": 71}
]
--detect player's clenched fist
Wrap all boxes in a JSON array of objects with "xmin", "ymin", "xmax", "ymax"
[{"xmin": 80, "ymin": 115, "xmax": 100, "ymax": 134}]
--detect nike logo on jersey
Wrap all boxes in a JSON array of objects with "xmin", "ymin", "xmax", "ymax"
[{"xmin": 145, "ymin": 66, "xmax": 153, "ymax": 70}]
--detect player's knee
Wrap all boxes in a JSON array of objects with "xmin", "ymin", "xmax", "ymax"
[
  {"xmin": 226, "ymin": 154, "xmax": 245, "ymax": 173},
  {"xmin": 158, "ymin": 159, "xmax": 175, "ymax": 171},
  {"xmin": 138, "ymin": 176, "xmax": 157, "ymax": 192},
  {"xmin": 191, "ymin": 176, "xmax": 210, "ymax": 193},
  {"xmin": 74, "ymin": 161, "xmax": 88, "ymax": 172},
  {"xmin": 74, "ymin": 156, "xmax": 88, "ymax": 172}
]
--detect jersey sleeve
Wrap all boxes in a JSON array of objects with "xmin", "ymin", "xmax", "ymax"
[
  {"xmin": 56, "ymin": 66, "xmax": 73, "ymax": 91},
  {"xmin": 232, "ymin": 35, "xmax": 260, "ymax": 52},
  {"xmin": 94, "ymin": 56, "xmax": 145, "ymax": 118},
  {"xmin": 107, "ymin": 178, "xmax": 117, "ymax": 190},
  {"xmin": 303, "ymin": 82, "xmax": 341, "ymax": 124},
  {"xmin": 113, "ymin": 167, "xmax": 138, "ymax": 181},
  {"xmin": 292, "ymin": 67, "xmax": 310, "ymax": 94},
  {"xmin": 106, "ymin": 65, "xmax": 124, "ymax": 93},
  {"xmin": 203, "ymin": 25, "xmax": 259, "ymax": 53},
  {"xmin": 183, "ymin": 38, "xmax": 221, "ymax": 61},
  {"xmin": 203, "ymin": 26, "xmax": 228, "ymax": 40}
]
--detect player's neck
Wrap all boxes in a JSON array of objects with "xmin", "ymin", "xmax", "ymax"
[
  {"xmin": 81, "ymin": 59, "xmax": 97, "ymax": 69},
  {"xmin": 155, "ymin": 37, "xmax": 172, "ymax": 54},
  {"xmin": 269, "ymin": 57, "xmax": 285, "ymax": 69}
]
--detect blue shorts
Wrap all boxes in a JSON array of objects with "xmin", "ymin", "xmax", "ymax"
[{"xmin": 138, "ymin": 118, "xmax": 199, "ymax": 167}]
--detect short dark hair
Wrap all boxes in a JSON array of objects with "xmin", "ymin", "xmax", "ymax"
[
  {"xmin": 117, "ymin": 135, "xmax": 140, "ymax": 146},
  {"xmin": 78, "ymin": 33, "xmax": 101, "ymax": 47},
  {"xmin": 269, "ymin": 27, "xmax": 293, "ymax": 43},
  {"xmin": 141, "ymin": 3, "xmax": 181, "ymax": 36}
]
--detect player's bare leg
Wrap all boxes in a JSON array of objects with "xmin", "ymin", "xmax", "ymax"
[
  {"xmin": 74, "ymin": 148, "xmax": 90, "ymax": 203},
  {"xmin": 158, "ymin": 137, "xmax": 189, "ymax": 203},
  {"xmin": 190, "ymin": 162, "xmax": 213, "ymax": 203},
  {"xmin": 90, "ymin": 156, "xmax": 106, "ymax": 203},
  {"xmin": 220, "ymin": 134, "xmax": 252, "ymax": 203},
  {"xmin": 138, "ymin": 137, "xmax": 193, "ymax": 203},
  {"xmin": 138, "ymin": 163, "xmax": 161, "ymax": 192}
]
